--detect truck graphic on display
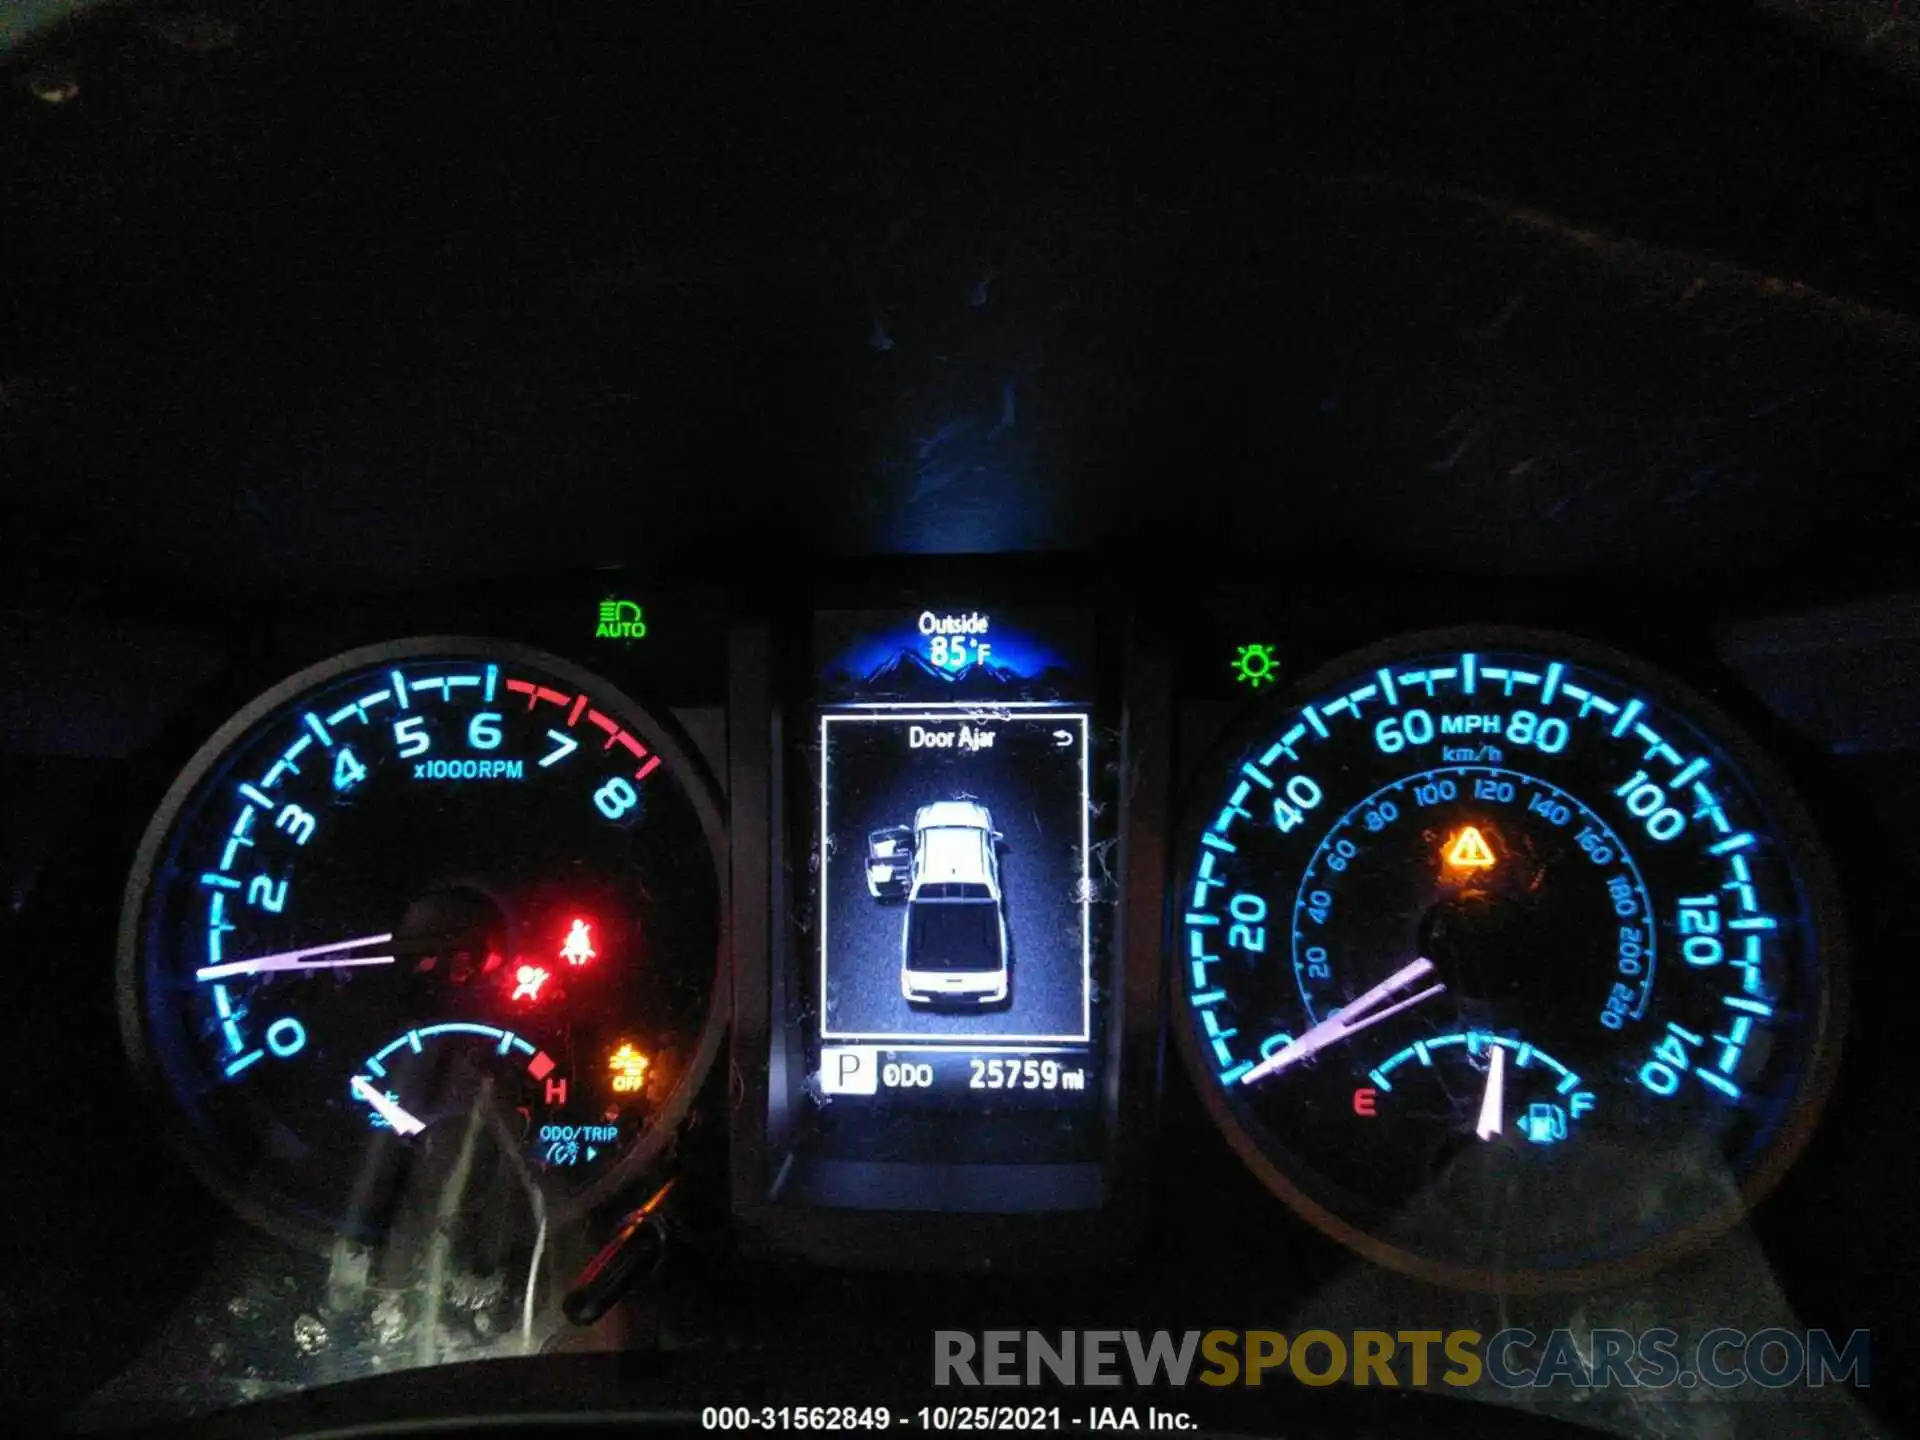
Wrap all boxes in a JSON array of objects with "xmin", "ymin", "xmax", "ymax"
[{"xmin": 865, "ymin": 800, "xmax": 1009, "ymax": 1007}]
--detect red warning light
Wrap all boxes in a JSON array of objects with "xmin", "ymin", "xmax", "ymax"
[
  {"xmin": 512, "ymin": 965, "xmax": 551, "ymax": 1003},
  {"xmin": 560, "ymin": 917, "xmax": 597, "ymax": 967}
]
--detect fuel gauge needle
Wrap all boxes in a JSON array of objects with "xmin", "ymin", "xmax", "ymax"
[
  {"xmin": 1474, "ymin": 1042, "xmax": 1506, "ymax": 1140},
  {"xmin": 1240, "ymin": 957, "xmax": 1446, "ymax": 1084},
  {"xmin": 352, "ymin": 1075, "xmax": 426, "ymax": 1137}
]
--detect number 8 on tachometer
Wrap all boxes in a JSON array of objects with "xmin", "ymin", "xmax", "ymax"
[{"xmin": 118, "ymin": 639, "xmax": 728, "ymax": 1247}]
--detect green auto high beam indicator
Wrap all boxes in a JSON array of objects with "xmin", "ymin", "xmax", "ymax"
[{"xmin": 595, "ymin": 599, "xmax": 649, "ymax": 641}]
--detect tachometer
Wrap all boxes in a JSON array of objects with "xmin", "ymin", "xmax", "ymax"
[
  {"xmin": 119, "ymin": 639, "xmax": 727, "ymax": 1246},
  {"xmin": 1173, "ymin": 629, "xmax": 1843, "ymax": 1289}
]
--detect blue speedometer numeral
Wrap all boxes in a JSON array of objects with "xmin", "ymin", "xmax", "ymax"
[{"xmin": 1179, "ymin": 635, "xmax": 1833, "ymax": 1275}]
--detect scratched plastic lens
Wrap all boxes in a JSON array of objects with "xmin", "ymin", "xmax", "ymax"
[
  {"xmin": 1172, "ymin": 628, "xmax": 1844, "ymax": 1289},
  {"xmin": 118, "ymin": 640, "xmax": 726, "ymax": 1245}
]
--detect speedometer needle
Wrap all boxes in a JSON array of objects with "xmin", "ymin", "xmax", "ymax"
[
  {"xmin": 351, "ymin": 1075, "xmax": 426, "ymax": 1136},
  {"xmin": 1474, "ymin": 1042, "xmax": 1506, "ymax": 1140},
  {"xmin": 1240, "ymin": 957, "xmax": 1446, "ymax": 1085},
  {"xmin": 196, "ymin": 932, "xmax": 396, "ymax": 982}
]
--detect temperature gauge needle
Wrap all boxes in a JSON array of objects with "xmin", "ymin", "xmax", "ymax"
[
  {"xmin": 1474, "ymin": 1042, "xmax": 1506, "ymax": 1140},
  {"xmin": 351, "ymin": 1075, "xmax": 426, "ymax": 1137},
  {"xmin": 1241, "ymin": 957, "xmax": 1446, "ymax": 1085},
  {"xmin": 196, "ymin": 932, "xmax": 396, "ymax": 982}
]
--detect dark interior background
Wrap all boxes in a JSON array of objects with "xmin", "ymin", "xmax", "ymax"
[{"xmin": 3, "ymin": 3, "xmax": 1918, "ymax": 1435}]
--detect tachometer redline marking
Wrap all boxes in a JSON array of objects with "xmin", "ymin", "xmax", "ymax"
[{"xmin": 125, "ymin": 642, "xmax": 730, "ymax": 1243}]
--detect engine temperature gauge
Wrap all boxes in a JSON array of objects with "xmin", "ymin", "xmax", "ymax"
[{"xmin": 119, "ymin": 639, "xmax": 728, "ymax": 1247}]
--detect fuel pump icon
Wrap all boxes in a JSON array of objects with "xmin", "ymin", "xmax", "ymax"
[{"xmin": 1521, "ymin": 1102, "xmax": 1568, "ymax": 1145}]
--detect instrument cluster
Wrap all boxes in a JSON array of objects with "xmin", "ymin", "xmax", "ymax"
[{"xmin": 97, "ymin": 570, "xmax": 1855, "ymax": 1301}]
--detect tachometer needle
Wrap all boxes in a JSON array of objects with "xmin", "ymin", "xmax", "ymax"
[
  {"xmin": 195, "ymin": 932, "xmax": 396, "ymax": 982},
  {"xmin": 1474, "ymin": 1042, "xmax": 1506, "ymax": 1140},
  {"xmin": 1240, "ymin": 957, "xmax": 1446, "ymax": 1085},
  {"xmin": 351, "ymin": 1075, "xmax": 426, "ymax": 1137}
]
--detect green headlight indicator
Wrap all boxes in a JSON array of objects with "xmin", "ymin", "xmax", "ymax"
[{"xmin": 1232, "ymin": 642, "xmax": 1279, "ymax": 689}]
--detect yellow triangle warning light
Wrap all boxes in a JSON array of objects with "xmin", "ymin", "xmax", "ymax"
[{"xmin": 1445, "ymin": 826, "xmax": 1497, "ymax": 870}]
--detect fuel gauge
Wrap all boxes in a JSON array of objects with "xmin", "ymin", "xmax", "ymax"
[{"xmin": 1357, "ymin": 1030, "xmax": 1597, "ymax": 1159}]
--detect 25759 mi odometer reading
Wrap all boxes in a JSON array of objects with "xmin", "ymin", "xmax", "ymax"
[{"xmin": 1173, "ymin": 630, "xmax": 1843, "ymax": 1288}]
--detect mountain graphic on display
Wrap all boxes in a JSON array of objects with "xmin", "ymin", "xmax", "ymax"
[{"xmin": 859, "ymin": 648, "xmax": 1028, "ymax": 697}]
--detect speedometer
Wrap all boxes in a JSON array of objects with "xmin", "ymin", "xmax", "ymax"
[
  {"xmin": 1173, "ymin": 629, "xmax": 1843, "ymax": 1289},
  {"xmin": 119, "ymin": 639, "xmax": 727, "ymax": 1247}
]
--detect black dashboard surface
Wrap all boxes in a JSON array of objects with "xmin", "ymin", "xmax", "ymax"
[{"xmin": 3, "ymin": 6, "xmax": 1918, "ymax": 1439}]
